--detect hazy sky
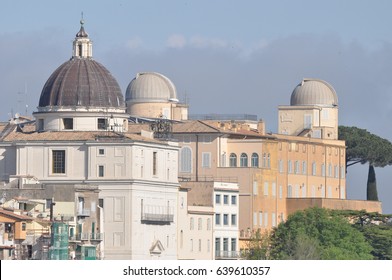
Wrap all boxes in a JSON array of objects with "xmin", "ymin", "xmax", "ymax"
[{"xmin": 1, "ymin": 0, "xmax": 392, "ymax": 213}]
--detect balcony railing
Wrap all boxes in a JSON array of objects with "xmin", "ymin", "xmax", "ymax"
[
  {"xmin": 69, "ymin": 232, "xmax": 104, "ymax": 242},
  {"xmin": 141, "ymin": 205, "xmax": 174, "ymax": 224},
  {"xmin": 90, "ymin": 233, "xmax": 104, "ymax": 241},
  {"xmin": 76, "ymin": 233, "xmax": 89, "ymax": 241},
  {"xmin": 178, "ymin": 175, "xmax": 238, "ymax": 183},
  {"xmin": 215, "ymin": 250, "xmax": 242, "ymax": 259},
  {"xmin": 77, "ymin": 208, "xmax": 90, "ymax": 217}
]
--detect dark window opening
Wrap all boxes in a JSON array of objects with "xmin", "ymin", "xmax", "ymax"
[{"xmin": 63, "ymin": 118, "xmax": 73, "ymax": 130}]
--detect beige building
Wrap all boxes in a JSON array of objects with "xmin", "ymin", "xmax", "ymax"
[{"xmin": 127, "ymin": 76, "xmax": 382, "ymax": 250}]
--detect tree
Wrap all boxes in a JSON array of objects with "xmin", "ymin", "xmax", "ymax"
[
  {"xmin": 269, "ymin": 207, "xmax": 373, "ymax": 260},
  {"xmin": 243, "ymin": 229, "xmax": 270, "ymax": 260},
  {"xmin": 334, "ymin": 210, "xmax": 392, "ymax": 260},
  {"xmin": 338, "ymin": 126, "xmax": 392, "ymax": 200}
]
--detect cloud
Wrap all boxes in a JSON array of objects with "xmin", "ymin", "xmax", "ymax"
[
  {"xmin": 126, "ymin": 37, "xmax": 143, "ymax": 50},
  {"xmin": 166, "ymin": 34, "xmax": 187, "ymax": 49}
]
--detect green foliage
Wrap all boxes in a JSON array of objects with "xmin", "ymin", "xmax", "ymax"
[
  {"xmin": 243, "ymin": 229, "xmax": 270, "ymax": 260},
  {"xmin": 338, "ymin": 126, "xmax": 392, "ymax": 201},
  {"xmin": 269, "ymin": 207, "xmax": 373, "ymax": 260},
  {"xmin": 367, "ymin": 164, "xmax": 379, "ymax": 201},
  {"xmin": 338, "ymin": 126, "xmax": 392, "ymax": 167},
  {"xmin": 332, "ymin": 209, "xmax": 392, "ymax": 260},
  {"xmin": 361, "ymin": 225, "xmax": 392, "ymax": 260}
]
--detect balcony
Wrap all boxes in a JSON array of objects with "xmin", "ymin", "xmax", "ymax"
[
  {"xmin": 141, "ymin": 205, "xmax": 174, "ymax": 224},
  {"xmin": 90, "ymin": 233, "xmax": 104, "ymax": 241},
  {"xmin": 77, "ymin": 208, "xmax": 90, "ymax": 217},
  {"xmin": 215, "ymin": 250, "xmax": 242, "ymax": 260},
  {"xmin": 76, "ymin": 233, "xmax": 89, "ymax": 241}
]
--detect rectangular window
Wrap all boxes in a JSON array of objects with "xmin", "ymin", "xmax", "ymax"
[
  {"xmin": 215, "ymin": 238, "xmax": 220, "ymax": 255},
  {"xmin": 294, "ymin": 161, "xmax": 299, "ymax": 174},
  {"xmin": 288, "ymin": 160, "xmax": 292, "ymax": 173},
  {"xmin": 340, "ymin": 186, "xmax": 346, "ymax": 199},
  {"xmin": 231, "ymin": 195, "xmax": 237, "ymax": 205},
  {"xmin": 231, "ymin": 238, "xmax": 237, "ymax": 252},
  {"xmin": 52, "ymin": 150, "xmax": 65, "ymax": 174},
  {"xmin": 287, "ymin": 185, "xmax": 292, "ymax": 198},
  {"xmin": 231, "ymin": 214, "xmax": 237, "ymax": 226},
  {"xmin": 97, "ymin": 118, "xmax": 108, "ymax": 130},
  {"xmin": 46, "ymin": 199, "xmax": 52, "ymax": 210},
  {"xmin": 98, "ymin": 165, "xmax": 104, "ymax": 177},
  {"xmin": 223, "ymin": 195, "xmax": 229, "ymax": 205},
  {"xmin": 259, "ymin": 211, "xmax": 263, "ymax": 227},
  {"xmin": 38, "ymin": 119, "xmax": 44, "ymax": 131},
  {"xmin": 264, "ymin": 182, "xmax": 269, "ymax": 196},
  {"xmin": 253, "ymin": 181, "xmax": 258, "ymax": 195},
  {"xmin": 215, "ymin": 194, "xmax": 221, "ymax": 204},
  {"xmin": 279, "ymin": 160, "xmax": 284, "ymax": 173},
  {"xmin": 223, "ymin": 238, "xmax": 229, "ymax": 252},
  {"xmin": 153, "ymin": 151, "xmax": 157, "ymax": 176},
  {"xmin": 62, "ymin": 118, "xmax": 73, "ymax": 130},
  {"xmin": 215, "ymin": 214, "xmax": 221, "ymax": 225},
  {"xmin": 272, "ymin": 212, "xmax": 276, "ymax": 227},
  {"xmin": 312, "ymin": 162, "xmax": 317, "ymax": 176},
  {"xmin": 272, "ymin": 183, "xmax": 276, "ymax": 197},
  {"xmin": 302, "ymin": 161, "xmax": 307, "ymax": 175},
  {"xmin": 223, "ymin": 214, "xmax": 229, "ymax": 225},
  {"xmin": 98, "ymin": 148, "xmax": 105, "ymax": 155},
  {"xmin": 198, "ymin": 218, "xmax": 202, "ymax": 230},
  {"xmin": 279, "ymin": 185, "xmax": 283, "ymax": 199},
  {"xmin": 264, "ymin": 212, "xmax": 268, "ymax": 227},
  {"xmin": 202, "ymin": 152, "xmax": 211, "ymax": 168}
]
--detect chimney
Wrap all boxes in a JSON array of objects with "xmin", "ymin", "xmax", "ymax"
[{"xmin": 257, "ymin": 119, "xmax": 265, "ymax": 135}]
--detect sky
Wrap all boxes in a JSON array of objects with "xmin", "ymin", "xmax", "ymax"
[{"xmin": 0, "ymin": 0, "xmax": 392, "ymax": 213}]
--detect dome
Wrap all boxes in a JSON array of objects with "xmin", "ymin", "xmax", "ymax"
[
  {"xmin": 126, "ymin": 72, "xmax": 177, "ymax": 103},
  {"xmin": 290, "ymin": 78, "xmax": 338, "ymax": 106},
  {"xmin": 38, "ymin": 58, "xmax": 125, "ymax": 108}
]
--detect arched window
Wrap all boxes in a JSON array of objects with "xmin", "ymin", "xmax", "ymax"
[
  {"xmin": 240, "ymin": 153, "xmax": 248, "ymax": 167},
  {"xmin": 229, "ymin": 153, "xmax": 237, "ymax": 167},
  {"xmin": 263, "ymin": 153, "xmax": 267, "ymax": 167},
  {"xmin": 180, "ymin": 147, "xmax": 192, "ymax": 173},
  {"xmin": 251, "ymin": 153, "xmax": 259, "ymax": 167}
]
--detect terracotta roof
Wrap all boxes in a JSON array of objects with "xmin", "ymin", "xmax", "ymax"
[
  {"xmin": 0, "ymin": 124, "xmax": 164, "ymax": 145},
  {"xmin": 0, "ymin": 208, "xmax": 33, "ymax": 221}
]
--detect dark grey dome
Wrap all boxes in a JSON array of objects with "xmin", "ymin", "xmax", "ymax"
[{"xmin": 38, "ymin": 58, "xmax": 125, "ymax": 108}]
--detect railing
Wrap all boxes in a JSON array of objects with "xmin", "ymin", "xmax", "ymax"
[
  {"xmin": 178, "ymin": 175, "xmax": 238, "ymax": 183},
  {"xmin": 69, "ymin": 232, "xmax": 104, "ymax": 242},
  {"xmin": 76, "ymin": 233, "xmax": 89, "ymax": 241},
  {"xmin": 141, "ymin": 205, "xmax": 174, "ymax": 223},
  {"xmin": 90, "ymin": 233, "xmax": 104, "ymax": 241},
  {"xmin": 77, "ymin": 208, "xmax": 90, "ymax": 217},
  {"xmin": 215, "ymin": 250, "xmax": 242, "ymax": 259}
]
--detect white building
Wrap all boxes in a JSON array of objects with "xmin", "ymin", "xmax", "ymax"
[
  {"xmin": 0, "ymin": 20, "xmax": 180, "ymax": 260},
  {"xmin": 213, "ymin": 182, "xmax": 240, "ymax": 259}
]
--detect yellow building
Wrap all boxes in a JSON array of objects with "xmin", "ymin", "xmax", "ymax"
[{"xmin": 127, "ymin": 76, "xmax": 382, "ymax": 250}]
